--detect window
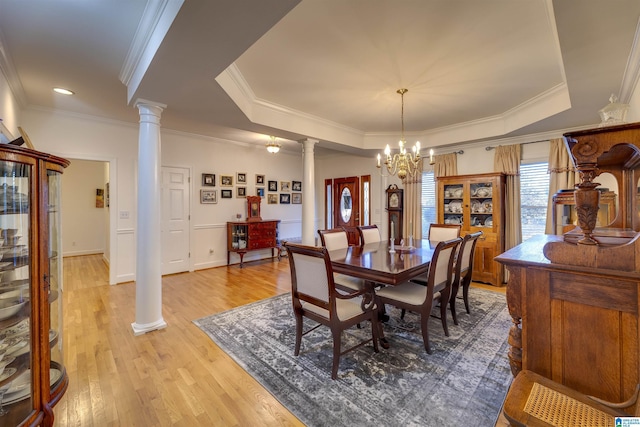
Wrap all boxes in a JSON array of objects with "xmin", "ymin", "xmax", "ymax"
[
  {"xmin": 421, "ymin": 171, "xmax": 436, "ymax": 238},
  {"xmin": 520, "ymin": 162, "xmax": 550, "ymax": 241}
]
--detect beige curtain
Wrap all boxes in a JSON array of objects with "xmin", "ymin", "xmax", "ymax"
[
  {"xmin": 433, "ymin": 153, "xmax": 458, "ymax": 178},
  {"xmin": 403, "ymin": 159, "xmax": 423, "ymax": 242},
  {"xmin": 545, "ymin": 138, "xmax": 578, "ymax": 234},
  {"xmin": 494, "ymin": 145, "xmax": 522, "ymax": 258}
]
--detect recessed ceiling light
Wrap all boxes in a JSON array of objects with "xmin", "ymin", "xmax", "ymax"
[{"xmin": 53, "ymin": 87, "xmax": 74, "ymax": 95}]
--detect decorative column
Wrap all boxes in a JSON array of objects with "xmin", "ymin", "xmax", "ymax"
[
  {"xmin": 131, "ymin": 99, "xmax": 167, "ymax": 336},
  {"xmin": 301, "ymin": 138, "xmax": 318, "ymax": 246}
]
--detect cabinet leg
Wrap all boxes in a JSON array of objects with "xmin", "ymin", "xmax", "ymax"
[{"xmin": 239, "ymin": 251, "xmax": 246, "ymax": 268}]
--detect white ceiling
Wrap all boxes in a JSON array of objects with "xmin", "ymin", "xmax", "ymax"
[{"xmin": 0, "ymin": 0, "xmax": 639, "ymax": 156}]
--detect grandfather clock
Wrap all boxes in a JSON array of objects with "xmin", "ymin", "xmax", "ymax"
[{"xmin": 386, "ymin": 184, "xmax": 403, "ymax": 244}]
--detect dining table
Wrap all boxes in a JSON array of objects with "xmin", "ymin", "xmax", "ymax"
[
  {"xmin": 328, "ymin": 239, "xmax": 438, "ymax": 348},
  {"xmin": 328, "ymin": 239, "xmax": 437, "ymax": 286}
]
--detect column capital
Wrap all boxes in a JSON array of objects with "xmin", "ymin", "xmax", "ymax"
[{"xmin": 134, "ymin": 98, "xmax": 167, "ymax": 113}]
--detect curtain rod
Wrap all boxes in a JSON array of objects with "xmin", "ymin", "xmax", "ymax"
[{"xmin": 485, "ymin": 139, "xmax": 550, "ymax": 151}]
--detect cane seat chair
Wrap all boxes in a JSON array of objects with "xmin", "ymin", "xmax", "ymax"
[
  {"xmin": 449, "ymin": 231, "xmax": 483, "ymax": 324},
  {"xmin": 284, "ymin": 242, "xmax": 380, "ymax": 379},
  {"xmin": 503, "ymin": 369, "xmax": 640, "ymax": 426},
  {"xmin": 318, "ymin": 228, "xmax": 366, "ymax": 291},
  {"xmin": 375, "ymin": 237, "xmax": 462, "ymax": 353}
]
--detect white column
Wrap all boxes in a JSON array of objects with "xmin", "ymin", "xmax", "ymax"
[
  {"xmin": 131, "ymin": 99, "xmax": 167, "ymax": 336},
  {"xmin": 300, "ymin": 138, "xmax": 318, "ymax": 246}
]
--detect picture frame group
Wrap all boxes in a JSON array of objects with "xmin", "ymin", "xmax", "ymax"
[{"xmin": 199, "ymin": 170, "xmax": 302, "ymax": 205}]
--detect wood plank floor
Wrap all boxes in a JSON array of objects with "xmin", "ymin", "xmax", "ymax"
[{"xmin": 53, "ymin": 254, "xmax": 507, "ymax": 426}]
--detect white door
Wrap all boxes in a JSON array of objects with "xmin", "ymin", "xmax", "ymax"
[{"xmin": 161, "ymin": 167, "xmax": 190, "ymax": 275}]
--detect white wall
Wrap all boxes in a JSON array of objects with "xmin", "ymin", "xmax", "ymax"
[{"xmin": 61, "ymin": 159, "xmax": 108, "ymax": 256}]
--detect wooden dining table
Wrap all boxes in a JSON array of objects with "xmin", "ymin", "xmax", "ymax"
[
  {"xmin": 328, "ymin": 239, "xmax": 437, "ymax": 348},
  {"xmin": 328, "ymin": 239, "xmax": 437, "ymax": 286}
]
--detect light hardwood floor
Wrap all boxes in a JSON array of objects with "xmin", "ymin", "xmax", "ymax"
[{"xmin": 53, "ymin": 254, "xmax": 507, "ymax": 426}]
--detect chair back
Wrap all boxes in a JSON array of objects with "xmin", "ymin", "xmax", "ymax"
[
  {"xmin": 357, "ymin": 225, "xmax": 381, "ymax": 245},
  {"xmin": 455, "ymin": 231, "xmax": 483, "ymax": 281},
  {"xmin": 318, "ymin": 228, "xmax": 349, "ymax": 251},
  {"xmin": 285, "ymin": 243, "xmax": 335, "ymax": 311},
  {"xmin": 429, "ymin": 237, "xmax": 462, "ymax": 293},
  {"xmin": 428, "ymin": 223, "xmax": 461, "ymax": 242}
]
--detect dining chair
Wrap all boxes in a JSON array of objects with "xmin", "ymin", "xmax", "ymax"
[
  {"xmin": 318, "ymin": 228, "xmax": 365, "ymax": 291},
  {"xmin": 375, "ymin": 237, "xmax": 462, "ymax": 353},
  {"xmin": 449, "ymin": 231, "xmax": 483, "ymax": 324},
  {"xmin": 427, "ymin": 223, "xmax": 461, "ymax": 242},
  {"xmin": 356, "ymin": 225, "xmax": 381, "ymax": 245},
  {"xmin": 284, "ymin": 242, "xmax": 380, "ymax": 379}
]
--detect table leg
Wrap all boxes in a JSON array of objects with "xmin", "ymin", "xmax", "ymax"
[{"xmin": 366, "ymin": 281, "xmax": 389, "ymax": 349}]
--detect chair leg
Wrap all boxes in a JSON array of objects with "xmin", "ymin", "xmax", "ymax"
[
  {"xmin": 440, "ymin": 297, "xmax": 449, "ymax": 337},
  {"xmin": 400, "ymin": 309, "xmax": 406, "ymax": 319},
  {"xmin": 331, "ymin": 329, "xmax": 342, "ymax": 380},
  {"xmin": 463, "ymin": 278, "xmax": 471, "ymax": 314},
  {"xmin": 420, "ymin": 310, "xmax": 432, "ymax": 354},
  {"xmin": 371, "ymin": 315, "xmax": 380, "ymax": 353},
  {"xmin": 294, "ymin": 313, "xmax": 303, "ymax": 356},
  {"xmin": 449, "ymin": 295, "xmax": 458, "ymax": 326}
]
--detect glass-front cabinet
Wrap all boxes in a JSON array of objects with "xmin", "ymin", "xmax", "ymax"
[
  {"xmin": 437, "ymin": 173, "xmax": 506, "ymax": 286},
  {"xmin": 0, "ymin": 145, "xmax": 69, "ymax": 426}
]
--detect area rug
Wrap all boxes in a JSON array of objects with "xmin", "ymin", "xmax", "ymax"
[{"xmin": 193, "ymin": 288, "xmax": 513, "ymax": 427}]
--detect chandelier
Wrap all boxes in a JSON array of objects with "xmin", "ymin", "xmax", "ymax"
[
  {"xmin": 376, "ymin": 89, "xmax": 421, "ymax": 181},
  {"xmin": 266, "ymin": 136, "xmax": 280, "ymax": 153}
]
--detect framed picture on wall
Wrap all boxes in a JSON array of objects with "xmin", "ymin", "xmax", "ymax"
[
  {"xmin": 268, "ymin": 180, "xmax": 278, "ymax": 192},
  {"xmin": 221, "ymin": 175, "xmax": 233, "ymax": 186},
  {"xmin": 256, "ymin": 174, "xmax": 265, "ymax": 185},
  {"xmin": 292, "ymin": 193, "xmax": 302, "ymax": 204},
  {"xmin": 221, "ymin": 189, "xmax": 232, "ymax": 199},
  {"xmin": 292, "ymin": 181, "xmax": 302, "ymax": 191},
  {"xmin": 237, "ymin": 186, "xmax": 247, "ymax": 198},
  {"xmin": 280, "ymin": 181, "xmax": 291, "ymax": 192},
  {"xmin": 200, "ymin": 189, "xmax": 217, "ymax": 204},
  {"xmin": 268, "ymin": 194, "xmax": 278, "ymax": 204},
  {"xmin": 256, "ymin": 187, "xmax": 265, "ymax": 197},
  {"xmin": 237, "ymin": 172, "xmax": 247, "ymax": 184},
  {"xmin": 280, "ymin": 193, "xmax": 290, "ymax": 204},
  {"xmin": 202, "ymin": 173, "xmax": 215, "ymax": 186}
]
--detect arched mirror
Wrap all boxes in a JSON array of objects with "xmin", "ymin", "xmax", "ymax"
[{"xmin": 340, "ymin": 187, "xmax": 352, "ymax": 223}]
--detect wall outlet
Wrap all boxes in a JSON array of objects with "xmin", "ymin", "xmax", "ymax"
[{"xmin": 119, "ymin": 211, "xmax": 130, "ymax": 219}]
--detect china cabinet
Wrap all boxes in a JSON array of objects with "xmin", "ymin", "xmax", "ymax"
[
  {"xmin": 551, "ymin": 189, "xmax": 617, "ymax": 235},
  {"xmin": 0, "ymin": 144, "xmax": 69, "ymax": 426},
  {"xmin": 436, "ymin": 172, "xmax": 506, "ymax": 286},
  {"xmin": 226, "ymin": 220, "xmax": 280, "ymax": 268}
]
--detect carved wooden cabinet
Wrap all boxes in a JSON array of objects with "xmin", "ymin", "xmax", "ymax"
[
  {"xmin": 437, "ymin": 172, "xmax": 506, "ymax": 286},
  {"xmin": 227, "ymin": 220, "xmax": 280, "ymax": 268},
  {"xmin": 0, "ymin": 145, "xmax": 69, "ymax": 426},
  {"xmin": 496, "ymin": 123, "xmax": 640, "ymax": 411}
]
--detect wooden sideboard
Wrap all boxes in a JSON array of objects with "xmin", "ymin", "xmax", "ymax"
[
  {"xmin": 227, "ymin": 220, "xmax": 280, "ymax": 268},
  {"xmin": 495, "ymin": 234, "xmax": 640, "ymax": 407}
]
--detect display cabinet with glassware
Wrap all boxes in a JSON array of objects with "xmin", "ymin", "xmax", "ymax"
[
  {"xmin": 226, "ymin": 220, "xmax": 280, "ymax": 268},
  {"xmin": 436, "ymin": 172, "xmax": 506, "ymax": 286},
  {"xmin": 0, "ymin": 144, "xmax": 69, "ymax": 426}
]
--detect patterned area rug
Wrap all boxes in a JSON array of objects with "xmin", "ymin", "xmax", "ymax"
[{"xmin": 193, "ymin": 288, "xmax": 513, "ymax": 427}]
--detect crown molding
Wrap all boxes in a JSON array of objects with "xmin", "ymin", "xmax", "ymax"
[
  {"xmin": 119, "ymin": 0, "xmax": 184, "ymax": 103},
  {"xmin": 0, "ymin": 26, "xmax": 27, "ymax": 107}
]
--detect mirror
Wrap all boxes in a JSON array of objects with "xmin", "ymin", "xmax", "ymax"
[{"xmin": 340, "ymin": 187, "xmax": 352, "ymax": 222}]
